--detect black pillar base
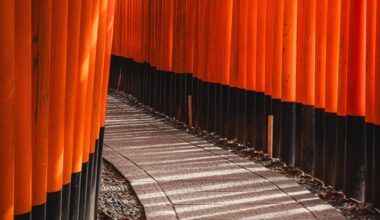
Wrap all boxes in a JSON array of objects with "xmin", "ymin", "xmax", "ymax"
[
  {"xmin": 256, "ymin": 92, "xmax": 266, "ymax": 151},
  {"xmin": 236, "ymin": 89, "xmax": 247, "ymax": 145},
  {"xmin": 220, "ymin": 85, "xmax": 229, "ymax": 137},
  {"xmin": 227, "ymin": 87, "xmax": 238, "ymax": 140},
  {"xmin": 344, "ymin": 116, "xmax": 366, "ymax": 201},
  {"xmin": 61, "ymin": 183, "xmax": 71, "ymax": 220},
  {"xmin": 323, "ymin": 112, "xmax": 337, "ymax": 186},
  {"xmin": 32, "ymin": 203, "xmax": 46, "ymax": 220},
  {"xmin": 373, "ymin": 124, "xmax": 380, "ymax": 209},
  {"xmin": 46, "ymin": 190, "xmax": 62, "ymax": 220},
  {"xmin": 365, "ymin": 123, "xmax": 374, "ymax": 202},
  {"xmin": 300, "ymin": 105, "xmax": 315, "ymax": 174},
  {"xmin": 280, "ymin": 102, "xmax": 296, "ymax": 166},
  {"xmin": 313, "ymin": 108, "xmax": 325, "ymax": 180},
  {"xmin": 335, "ymin": 116, "xmax": 346, "ymax": 190},
  {"xmin": 15, "ymin": 212, "xmax": 32, "ymax": 220}
]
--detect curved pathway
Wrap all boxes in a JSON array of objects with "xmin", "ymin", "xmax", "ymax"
[{"xmin": 103, "ymin": 95, "xmax": 345, "ymax": 220}]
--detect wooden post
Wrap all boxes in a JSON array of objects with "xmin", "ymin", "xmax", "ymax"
[{"xmin": 268, "ymin": 115, "xmax": 273, "ymax": 158}]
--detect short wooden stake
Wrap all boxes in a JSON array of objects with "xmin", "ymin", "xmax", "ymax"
[{"xmin": 268, "ymin": 115, "xmax": 274, "ymax": 158}]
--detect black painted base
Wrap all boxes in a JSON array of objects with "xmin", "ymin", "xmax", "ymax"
[
  {"xmin": 344, "ymin": 116, "xmax": 366, "ymax": 201},
  {"xmin": 15, "ymin": 211, "xmax": 32, "ymax": 220},
  {"xmin": 335, "ymin": 116, "xmax": 346, "ymax": 190},
  {"xmin": 314, "ymin": 108, "xmax": 325, "ymax": 180},
  {"xmin": 237, "ymin": 89, "xmax": 247, "ymax": 145},
  {"xmin": 256, "ymin": 92, "xmax": 266, "ymax": 151},
  {"xmin": 373, "ymin": 125, "xmax": 380, "ymax": 209},
  {"xmin": 246, "ymin": 91, "xmax": 257, "ymax": 149},
  {"xmin": 69, "ymin": 172, "xmax": 81, "ymax": 220},
  {"xmin": 32, "ymin": 203, "xmax": 46, "ymax": 220},
  {"xmin": 46, "ymin": 190, "xmax": 62, "ymax": 220},
  {"xmin": 301, "ymin": 105, "xmax": 315, "ymax": 174},
  {"xmin": 61, "ymin": 183, "xmax": 71, "ymax": 220},
  {"xmin": 227, "ymin": 87, "xmax": 238, "ymax": 140},
  {"xmin": 280, "ymin": 102, "xmax": 296, "ymax": 166},
  {"xmin": 323, "ymin": 112, "xmax": 337, "ymax": 186}
]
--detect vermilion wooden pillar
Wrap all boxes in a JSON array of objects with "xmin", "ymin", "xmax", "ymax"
[
  {"xmin": 281, "ymin": 0, "xmax": 297, "ymax": 166},
  {"xmin": 323, "ymin": 0, "xmax": 340, "ymax": 186},
  {"xmin": 246, "ymin": 0, "xmax": 258, "ymax": 149},
  {"xmin": 32, "ymin": 1, "xmax": 52, "ymax": 219},
  {"xmin": 64, "ymin": 1, "xmax": 82, "ymax": 219},
  {"xmin": 313, "ymin": 0, "xmax": 327, "ymax": 180},
  {"xmin": 14, "ymin": 1, "xmax": 33, "ymax": 219},
  {"xmin": 344, "ymin": 0, "xmax": 367, "ymax": 201},
  {"xmin": 271, "ymin": 0, "xmax": 284, "ymax": 157},
  {"xmin": 0, "ymin": 1, "xmax": 15, "ymax": 219}
]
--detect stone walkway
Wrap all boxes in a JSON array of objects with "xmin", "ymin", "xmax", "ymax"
[{"xmin": 103, "ymin": 95, "xmax": 345, "ymax": 220}]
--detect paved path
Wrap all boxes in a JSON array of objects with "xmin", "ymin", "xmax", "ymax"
[{"xmin": 103, "ymin": 95, "xmax": 345, "ymax": 220}]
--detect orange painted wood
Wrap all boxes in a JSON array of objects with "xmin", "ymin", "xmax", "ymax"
[
  {"xmin": 375, "ymin": 0, "xmax": 380, "ymax": 125},
  {"xmin": 32, "ymin": 0, "xmax": 52, "ymax": 206},
  {"xmin": 246, "ymin": 0, "xmax": 257, "ymax": 91},
  {"xmin": 281, "ymin": 0, "xmax": 297, "ymax": 102},
  {"xmin": 272, "ymin": 0, "xmax": 284, "ymax": 99},
  {"xmin": 220, "ymin": 0, "xmax": 233, "ymax": 86},
  {"xmin": 238, "ymin": 0, "xmax": 248, "ymax": 89},
  {"xmin": 315, "ymin": 0, "xmax": 327, "ymax": 109},
  {"xmin": 101, "ymin": 0, "xmax": 116, "ymax": 127},
  {"xmin": 0, "ymin": 0, "xmax": 15, "ymax": 218},
  {"xmin": 64, "ymin": 0, "xmax": 82, "ymax": 185},
  {"xmin": 83, "ymin": 0, "xmax": 100, "ymax": 159},
  {"xmin": 301, "ymin": 0, "xmax": 316, "ymax": 106},
  {"xmin": 366, "ymin": 0, "xmax": 376, "ymax": 123},
  {"xmin": 91, "ymin": 0, "xmax": 109, "ymax": 147},
  {"xmin": 325, "ymin": 0, "xmax": 341, "ymax": 113},
  {"xmin": 265, "ymin": 0, "xmax": 275, "ymax": 95},
  {"xmin": 337, "ymin": 0, "xmax": 350, "ymax": 116},
  {"xmin": 256, "ymin": 0, "xmax": 266, "ymax": 93},
  {"xmin": 346, "ymin": 0, "xmax": 366, "ymax": 117},
  {"xmin": 73, "ymin": 0, "xmax": 93, "ymax": 172},
  {"xmin": 48, "ymin": 0, "xmax": 68, "ymax": 193},
  {"xmin": 14, "ymin": 0, "xmax": 33, "ymax": 215},
  {"xmin": 296, "ymin": 0, "xmax": 305, "ymax": 104},
  {"xmin": 185, "ymin": 0, "xmax": 195, "ymax": 74}
]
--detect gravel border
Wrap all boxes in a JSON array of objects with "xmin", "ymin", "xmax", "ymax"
[{"xmin": 97, "ymin": 160, "xmax": 146, "ymax": 220}]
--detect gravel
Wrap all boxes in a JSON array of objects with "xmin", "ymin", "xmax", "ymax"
[{"xmin": 97, "ymin": 160, "xmax": 146, "ymax": 220}]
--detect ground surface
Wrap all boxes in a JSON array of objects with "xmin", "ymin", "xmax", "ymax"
[{"xmin": 102, "ymin": 95, "xmax": 346, "ymax": 220}]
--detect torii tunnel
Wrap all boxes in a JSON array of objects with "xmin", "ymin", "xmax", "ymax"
[{"xmin": 1, "ymin": 0, "xmax": 380, "ymax": 219}]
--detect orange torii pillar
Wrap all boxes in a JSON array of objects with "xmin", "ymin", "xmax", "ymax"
[
  {"xmin": 335, "ymin": 0, "xmax": 350, "ymax": 190},
  {"xmin": 265, "ymin": 0, "xmax": 274, "ymax": 152},
  {"xmin": 344, "ymin": 0, "xmax": 366, "ymax": 201},
  {"xmin": 64, "ymin": 0, "xmax": 82, "ymax": 219},
  {"xmin": 314, "ymin": 0, "xmax": 327, "ymax": 179},
  {"xmin": 88, "ymin": 0, "xmax": 109, "ymax": 218},
  {"xmin": 185, "ymin": 0, "xmax": 195, "ymax": 125},
  {"xmin": 374, "ymin": 0, "xmax": 380, "ymax": 207},
  {"xmin": 295, "ymin": 0, "xmax": 305, "ymax": 167},
  {"xmin": 255, "ymin": 0, "xmax": 266, "ymax": 151},
  {"xmin": 246, "ymin": 0, "xmax": 258, "ymax": 148},
  {"xmin": 71, "ymin": 0, "xmax": 93, "ymax": 218},
  {"xmin": 14, "ymin": 1, "xmax": 33, "ymax": 219},
  {"xmin": 219, "ymin": 0, "xmax": 233, "ymax": 138},
  {"xmin": 47, "ymin": 0, "xmax": 68, "ymax": 219},
  {"xmin": 365, "ymin": 0, "xmax": 376, "ymax": 203},
  {"xmin": 96, "ymin": 0, "xmax": 116, "ymax": 213},
  {"xmin": 32, "ymin": 0, "xmax": 52, "ymax": 219},
  {"xmin": 271, "ymin": 0, "xmax": 284, "ymax": 157},
  {"xmin": 300, "ymin": 0, "xmax": 316, "ymax": 174},
  {"xmin": 205, "ymin": 0, "xmax": 218, "ymax": 132},
  {"xmin": 0, "ymin": 1, "xmax": 15, "ymax": 219},
  {"xmin": 280, "ymin": 0, "xmax": 297, "ymax": 165},
  {"xmin": 323, "ymin": 0, "xmax": 340, "ymax": 187}
]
